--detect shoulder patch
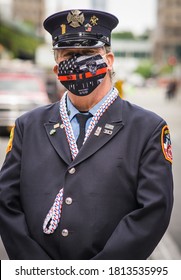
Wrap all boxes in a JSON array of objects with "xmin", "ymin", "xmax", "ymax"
[
  {"xmin": 161, "ymin": 125, "xmax": 173, "ymax": 163},
  {"xmin": 6, "ymin": 126, "xmax": 15, "ymax": 154}
]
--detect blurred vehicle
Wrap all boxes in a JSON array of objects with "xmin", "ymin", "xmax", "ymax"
[{"xmin": 0, "ymin": 72, "xmax": 50, "ymax": 133}]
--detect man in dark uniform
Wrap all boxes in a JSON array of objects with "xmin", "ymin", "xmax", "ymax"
[{"xmin": 0, "ymin": 9, "xmax": 173, "ymax": 260}]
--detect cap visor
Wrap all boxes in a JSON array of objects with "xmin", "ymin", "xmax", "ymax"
[{"xmin": 53, "ymin": 40, "xmax": 105, "ymax": 49}]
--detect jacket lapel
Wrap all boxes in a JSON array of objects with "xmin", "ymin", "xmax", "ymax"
[
  {"xmin": 44, "ymin": 98, "xmax": 124, "ymax": 166},
  {"xmin": 44, "ymin": 103, "xmax": 72, "ymax": 165},
  {"xmin": 72, "ymin": 97, "xmax": 124, "ymax": 166}
]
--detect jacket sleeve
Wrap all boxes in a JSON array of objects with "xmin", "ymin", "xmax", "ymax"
[
  {"xmin": 92, "ymin": 120, "xmax": 174, "ymax": 260},
  {"xmin": 0, "ymin": 119, "xmax": 52, "ymax": 260}
]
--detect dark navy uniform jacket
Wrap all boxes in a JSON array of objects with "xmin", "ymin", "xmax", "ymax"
[{"xmin": 0, "ymin": 97, "xmax": 173, "ymax": 260}]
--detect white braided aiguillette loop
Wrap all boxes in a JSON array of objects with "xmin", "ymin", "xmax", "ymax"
[
  {"xmin": 43, "ymin": 188, "xmax": 64, "ymax": 234},
  {"xmin": 60, "ymin": 92, "xmax": 79, "ymax": 160}
]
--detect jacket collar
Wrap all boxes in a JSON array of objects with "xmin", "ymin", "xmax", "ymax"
[
  {"xmin": 44, "ymin": 97, "xmax": 124, "ymax": 166},
  {"xmin": 72, "ymin": 96, "xmax": 124, "ymax": 166}
]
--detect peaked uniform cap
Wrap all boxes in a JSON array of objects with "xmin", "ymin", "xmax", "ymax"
[{"xmin": 43, "ymin": 9, "xmax": 119, "ymax": 49}]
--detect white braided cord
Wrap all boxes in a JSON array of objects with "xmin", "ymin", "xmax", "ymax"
[{"xmin": 43, "ymin": 88, "xmax": 118, "ymax": 234}]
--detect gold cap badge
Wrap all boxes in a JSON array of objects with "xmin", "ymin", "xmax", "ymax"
[
  {"xmin": 90, "ymin": 15, "xmax": 99, "ymax": 26},
  {"xmin": 67, "ymin": 10, "xmax": 85, "ymax": 28}
]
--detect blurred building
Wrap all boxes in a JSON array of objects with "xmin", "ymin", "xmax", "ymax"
[
  {"xmin": 154, "ymin": 0, "xmax": 181, "ymax": 64},
  {"xmin": 12, "ymin": 0, "xmax": 46, "ymax": 35},
  {"xmin": 112, "ymin": 39, "xmax": 152, "ymax": 80},
  {"xmin": 113, "ymin": 39, "xmax": 151, "ymax": 60},
  {"xmin": 0, "ymin": 0, "xmax": 12, "ymax": 21},
  {"xmin": 90, "ymin": 0, "xmax": 106, "ymax": 10}
]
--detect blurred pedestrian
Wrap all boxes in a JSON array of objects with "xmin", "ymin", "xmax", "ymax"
[
  {"xmin": 165, "ymin": 78, "xmax": 177, "ymax": 99},
  {"xmin": 0, "ymin": 9, "xmax": 173, "ymax": 260}
]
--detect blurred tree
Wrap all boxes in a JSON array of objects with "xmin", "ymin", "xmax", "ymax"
[
  {"xmin": 137, "ymin": 29, "xmax": 152, "ymax": 40},
  {"xmin": 134, "ymin": 60, "xmax": 154, "ymax": 79},
  {"xmin": 112, "ymin": 29, "xmax": 153, "ymax": 41},
  {"xmin": 0, "ymin": 20, "xmax": 44, "ymax": 60},
  {"xmin": 112, "ymin": 31, "xmax": 135, "ymax": 40}
]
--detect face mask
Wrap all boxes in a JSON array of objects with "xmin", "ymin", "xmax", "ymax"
[{"xmin": 57, "ymin": 53, "xmax": 108, "ymax": 96}]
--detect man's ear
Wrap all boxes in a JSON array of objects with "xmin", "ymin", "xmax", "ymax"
[
  {"xmin": 53, "ymin": 65, "xmax": 58, "ymax": 74},
  {"xmin": 106, "ymin": 52, "xmax": 114, "ymax": 71}
]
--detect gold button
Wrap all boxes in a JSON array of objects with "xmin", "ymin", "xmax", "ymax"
[
  {"xmin": 68, "ymin": 167, "xmax": 76, "ymax": 174},
  {"xmin": 65, "ymin": 197, "xmax": 73, "ymax": 205},
  {"xmin": 62, "ymin": 229, "xmax": 69, "ymax": 237}
]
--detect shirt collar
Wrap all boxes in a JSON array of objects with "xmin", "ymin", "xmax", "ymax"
[
  {"xmin": 66, "ymin": 95, "xmax": 79, "ymax": 121},
  {"xmin": 66, "ymin": 88, "xmax": 113, "ymax": 120}
]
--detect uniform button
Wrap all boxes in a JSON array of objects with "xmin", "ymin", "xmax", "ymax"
[
  {"xmin": 68, "ymin": 167, "xmax": 76, "ymax": 174},
  {"xmin": 65, "ymin": 197, "xmax": 73, "ymax": 205},
  {"xmin": 62, "ymin": 229, "xmax": 69, "ymax": 237}
]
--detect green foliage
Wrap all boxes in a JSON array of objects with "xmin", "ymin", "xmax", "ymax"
[
  {"xmin": 134, "ymin": 60, "xmax": 154, "ymax": 79},
  {"xmin": 112, "ymin": 31, "xmax": 135, "ymax": 40},
  {"xmin": 112, "ymin": 29, "xmax": 151, "ymax": 41},
  {"xmin": 0, "ymin": 20, "xmax": 44, "ymax": 59},
  {"xmin": 137, "ymin": 29, "xmax": 152, "ymax": 40}
]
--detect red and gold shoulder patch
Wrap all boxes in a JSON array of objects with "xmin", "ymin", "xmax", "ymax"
[
  {"xmin": 6, "ymin": 126, "xmax": 15, "ymax": 154},
  {"xmin": 161, "ymin": 125, "xmax": 173, "ymax": 163}
]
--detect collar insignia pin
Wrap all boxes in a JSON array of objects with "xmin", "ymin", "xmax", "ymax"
[
  {"xmin": 94, "ymin": 126, "xmax": 102, "ymax": 136},
  {"xmin": 50, "ymin": 129, "xmax": 56, "ymax": 135},
  {"xmin": 105, "ymin": 124, "xmax": 114, "ymax": 130},
  {"xmin": 103, "ymin": 129, "xmax": 113, "ymax": 135},
  {"xmin": 54, "ymin": 123, "xmax": 60, "ymax": 129},
  {"xmin": 60, "ymin": 124, "xmax": 65, "ymax": 129}
]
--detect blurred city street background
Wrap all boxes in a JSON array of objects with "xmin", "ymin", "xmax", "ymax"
[{"xmin": 0, "ymin": 0, "xmax": 181, "ymax": 259}]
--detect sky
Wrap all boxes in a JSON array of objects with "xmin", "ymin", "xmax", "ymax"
[{"xmin": 46, "ymin": 0, "xmax": 157, "ymax": 34}]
